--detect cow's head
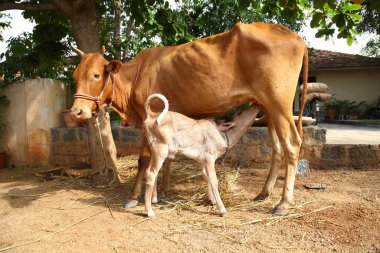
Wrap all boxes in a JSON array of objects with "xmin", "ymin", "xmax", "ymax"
[{"xmin": 70, "ymin": 47, "xmax": 122, "ymax": 122}]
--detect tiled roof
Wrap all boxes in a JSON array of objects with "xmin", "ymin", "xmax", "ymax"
[{"xmin": 310, "ymin": 49, "xmax": 380, "ymax": 71}]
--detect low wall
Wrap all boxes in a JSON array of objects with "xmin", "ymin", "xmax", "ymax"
[
  {"xmin": 321, "ymin": 144, "xmax": 380, "ymax": 169},
  {"xmin": 50, "ymin": 126, "xmax": 346, "ymax": 169}
]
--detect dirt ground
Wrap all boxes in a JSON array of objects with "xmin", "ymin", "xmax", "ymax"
[{"xmin": 0, "ymin": 156, "xmax": 379, "ymax": 253}]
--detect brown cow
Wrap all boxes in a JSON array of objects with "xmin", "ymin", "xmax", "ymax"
[{"xmin": 70, "ymin": 22, "xmax": 308, "ymax": 215}]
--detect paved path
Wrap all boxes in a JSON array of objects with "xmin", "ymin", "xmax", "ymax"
[{"xmin": 319, "ymin": 123, "xmax": 380, "ymax": 144}]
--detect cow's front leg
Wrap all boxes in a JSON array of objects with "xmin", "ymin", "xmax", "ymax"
[{"xmin": 124, "ymin": 137, "xmax": 151, "ymax": 208}]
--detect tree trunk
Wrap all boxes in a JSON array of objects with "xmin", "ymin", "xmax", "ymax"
[
  {"xmin": 69, "ymin": 0, "xmax": 100, "ymax": 52},
  {"xmin": 113, "ymin": 0, "xmax": 122, "ymax": 60},
  {"xmin": 87, "ymin": 109, "xmax": 121, "ymax": 184}
]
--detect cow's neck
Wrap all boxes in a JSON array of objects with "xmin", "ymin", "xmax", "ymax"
[
  {"xmin": 223, "ymin": 105, "xmax": 261, "ymax": 148},
  {"xmin": 110, "ymin": 62, "xmax": 143, "ymax": 127}
]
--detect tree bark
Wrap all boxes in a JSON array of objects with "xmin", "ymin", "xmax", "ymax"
[
  {"xmin": 87, "ymin": 109, "xmax": 121, "ymax": 184},
  {"xmin": 69, "ymin": 1, "xmax": 100, "ymax": 52},
  {"xmin": 113, "ymin": 0, "xmax": 122, "ymax": 60}
]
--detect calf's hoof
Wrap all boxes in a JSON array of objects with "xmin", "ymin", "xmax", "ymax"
[
  {"xmin": 271, "ymin": 206, "xmax": 289, "ymax": 216},
  {"xmin": 124, "ymin": 199, "xmax": 139, "ymax": 208},
  {"xmin": 151, "ymin": 196, "xmax": 158, "ymax": 204},
  {"xmin": 147, "ymin": 209, "xmax": 155, "ymax": 217},
  {"xmin": 220, "ymin": 207, "xmax": 227, "ymax": 217},
  {"xmin": 253, "ymin": 192, "xmax": 270, "ymax": 201}
]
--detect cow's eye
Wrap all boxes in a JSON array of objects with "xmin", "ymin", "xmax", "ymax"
[{"xmin": 94, "ymin": 73, "xmax": 101, "ymax": 79}]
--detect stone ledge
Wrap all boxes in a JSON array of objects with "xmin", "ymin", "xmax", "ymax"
[
  {"xmin": 48, "ymin": 126, "xmax": 380, "ymax": 170},
  {"xmin": 321, "ymin": 144, "xmax": 380, "ymax": 169},
  {"xmin": 50, "ymin": 126, "xmax": 334, "ymax": 169}
]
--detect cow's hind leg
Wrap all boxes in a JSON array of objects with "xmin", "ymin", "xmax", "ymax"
[
  {"xmin": 269, "ymin": 112, "xmax": 302, "ymax": 216},
  {"xmin": 160, "ymin": 159, "xmax": 171, "ymax": 193},
  {"xmin": 254, "ymin": 118, "xmax": 282, "ymax": 201}
]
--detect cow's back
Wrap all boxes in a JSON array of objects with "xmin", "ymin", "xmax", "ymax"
[{"xmin": 131, "ymin": 22, "xmax": 306, "ymax": 119}]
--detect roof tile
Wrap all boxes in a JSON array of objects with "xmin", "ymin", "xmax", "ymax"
[{"xmin": 310, "ymin": 49, "xmax": 380, "ymax": 70}]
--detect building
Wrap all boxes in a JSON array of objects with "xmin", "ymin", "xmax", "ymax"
[{"xmin": 295, "ymin": 49, "xmax": 380, "ymax": 114}]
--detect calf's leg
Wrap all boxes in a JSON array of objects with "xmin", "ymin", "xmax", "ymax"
[
  {"xmin": 204, "ymin": 159, "xmax": 227, "ymax": 216},
  {"xmin": 202, "ymin": 167, "xmax": 216, "ymax": 205},
  {"xmin": 145, "ymin": 155, "xmax": 166, "ymax": 217}
]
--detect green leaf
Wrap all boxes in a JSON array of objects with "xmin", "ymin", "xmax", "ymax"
[
  {"xmin": 311, "ymin": 12, "xmax": 324, "ymax": 28},
  {"xmin": 346, "ymin": 35, "xmax": 353, "ymax": 46},
  {"xmin": 347, "ymin": 13, "xmax": 362, "ymax": 21},
  {"xmin": 332, "ymin": 13, "xmax": 346, "ymax": 28},
  {"xmin": 314, "ymin": 0, "xmax": 327, "ymax": 10},
  {"xmin": 342, "ymin": 3, "xmax": 362, "ymax": 11},
  {"xmin": 315, "ymin": 29, "xmax": 325, "ymax": 38}
]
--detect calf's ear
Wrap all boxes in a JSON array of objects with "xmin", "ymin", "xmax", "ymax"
[
  {"xmin": 106, "ymin": 60, "xmax": 122, "ymax": 74},
  {"xmin": 217, "ymin": 122, "xmax": 236, "ymax": 132}
]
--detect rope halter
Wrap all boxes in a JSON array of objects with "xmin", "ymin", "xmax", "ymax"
[{"xmin": 73, "ymin": 73, "xmax": 115, "ymax": 109}]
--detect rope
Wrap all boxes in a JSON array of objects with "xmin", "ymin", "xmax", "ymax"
[
  {"xmin": 73, "ymin": 73, "xmax": 112, "ymax": 109},
  {"xmin": 93, "ymin": 112, "xmax": 116, "ymax": 185}
]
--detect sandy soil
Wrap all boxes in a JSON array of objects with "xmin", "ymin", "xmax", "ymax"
[{"xmin": 0, "ymin": 156, "xmax": 379, "ymax": 253}]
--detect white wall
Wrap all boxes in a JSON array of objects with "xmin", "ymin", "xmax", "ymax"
[
  {"xmin": 0, "ymin": 79, "xmax": 68, "ymax": 167},
  {"xmin": 313, "ymin": 69, "xmax": 380, "ymax": 104}
]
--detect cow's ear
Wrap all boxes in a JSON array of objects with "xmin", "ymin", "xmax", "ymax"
[{"xmin": 106, "ymin": 60, "xmax": 122, "ymax": 74}]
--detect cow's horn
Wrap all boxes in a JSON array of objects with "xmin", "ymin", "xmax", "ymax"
[{"xmin": 71, "ymin": 45, "xmax": 84, "ymax": 56}]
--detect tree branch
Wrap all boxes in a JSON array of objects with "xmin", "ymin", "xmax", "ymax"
[{"xmin": 0, "ymin": 3, "xmax": 58, "ymax": 12}]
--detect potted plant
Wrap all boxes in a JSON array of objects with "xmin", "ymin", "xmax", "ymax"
[
  {"xmin": 110, "ymin": 109, "xmax": 122, "ymax": 127},
  {"xmin": 0, "ymin": 95, "xmax": 10, "ymax": 168},
  {"xmin": 323, "ymin": 97, "xmax": 342, "ymax": 120}
]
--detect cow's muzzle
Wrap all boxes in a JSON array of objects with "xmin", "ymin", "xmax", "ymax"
[{"xmin": 70, "ymin": 105, "xmax": 93, "ymax": 122}]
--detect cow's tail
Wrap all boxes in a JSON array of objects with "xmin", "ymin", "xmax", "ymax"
[
  {"xmin": 297, "ymin": 46, "xmax": 309, "ymax": 140},
  {"xmin": 145, "ymin": 93, "xmax": 169, "ymax": 124}
]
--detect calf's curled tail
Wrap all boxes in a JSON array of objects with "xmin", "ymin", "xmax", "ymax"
[{"xmin": 145, "ymin": 93, "xmax": 169, "ymax": 124}]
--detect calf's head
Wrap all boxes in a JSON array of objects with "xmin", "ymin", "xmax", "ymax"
[{"xmin": 70, "ymin": 47, "xmax": 122, "ymax": 122}]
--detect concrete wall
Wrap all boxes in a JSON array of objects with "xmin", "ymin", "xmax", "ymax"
[{"xmin": 0, "ymin": 79, "xmax": 67, "ymax": 167}]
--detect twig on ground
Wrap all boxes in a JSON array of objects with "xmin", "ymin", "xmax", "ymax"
[{"xmin": 5, "ymin": 193, "xmax": 50, "ymax": 198}]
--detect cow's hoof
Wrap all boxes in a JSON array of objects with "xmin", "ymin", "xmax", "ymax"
[
  {"xmin": 271, "ymin": 206, "xmax": 289, "ymax": 216},
  {"xmin": 152, "ymin": 196, "xmax": 158, "ymax": 204},
  {"xmin": 253, "ymin": 192, "xmax": 269, "ymax": 201},
  {"xmin": 124, "ymin": 199, "xmax": 138, "ymax": 208},
  {"xmin": 147, "ymin": 210, "xmax": 155, "ymax": 217}
]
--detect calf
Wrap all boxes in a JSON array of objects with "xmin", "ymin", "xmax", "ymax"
[{"xmin": 143, "ymin": 94, "xmax": 260, "ymax": 217}]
